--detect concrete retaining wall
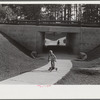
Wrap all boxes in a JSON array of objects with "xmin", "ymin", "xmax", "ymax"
[
  {"xmin": 0, "ymin": 25, "xmax": 45, "ymax": 52},
  {"xmin": 66, "ymin": 27, "xmax": 100, "ymax": 54},
  {"xmin": 80, "ymin": 27, "xmax": 100, "ymax": 53}
]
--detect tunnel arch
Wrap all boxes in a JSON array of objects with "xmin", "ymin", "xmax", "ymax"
[{"xmin": 40, "ymin": 31, "xmax": 80, "ymax": 54}]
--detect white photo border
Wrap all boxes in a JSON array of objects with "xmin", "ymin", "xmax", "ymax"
[{"xmin": 0, "ymin": 1, "xmax": 100, "ymax": 99}]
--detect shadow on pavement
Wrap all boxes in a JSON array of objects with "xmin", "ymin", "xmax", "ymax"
[{"xmin": 31, "ymin": 70, "xmax": 50, "ymax": 73}]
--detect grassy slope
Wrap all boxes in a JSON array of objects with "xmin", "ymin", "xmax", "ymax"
[
  {"xmin": 56, "ymin": 45, "xmax": 100, "ymax": 85},
  {"xmin": 87, "ymin": 44, "xmax": 100, "ymax": 61},
  {"xmin": 0, "ymin": 33, "xmax": 47, "ymax": 81}
]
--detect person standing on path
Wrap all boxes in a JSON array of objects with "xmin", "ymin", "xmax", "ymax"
[
  {"xmin": 57, "ymin": 40, "xmax": 60, "ymax": 46},
  {"xmin": 48, "ymin": 50, "xmax": 57, "ymax": 71}
]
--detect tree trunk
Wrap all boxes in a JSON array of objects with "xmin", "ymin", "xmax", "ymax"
[
  {"xmin": 64, "ymin": 4, "xmax": 67, "ymax": 21},
  {"xmin": 67, "ymin": 4, "xmax": 71, "ymax": 23}
]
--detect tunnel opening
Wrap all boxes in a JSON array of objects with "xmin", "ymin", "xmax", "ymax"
[{"xmin": 41, "ymin": 32, "xmax": 74, "ymax": 54}]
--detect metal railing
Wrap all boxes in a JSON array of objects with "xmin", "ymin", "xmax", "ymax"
[{"xmin": 0, "ymin": 20, "xmax": 100, "ymax": 27}]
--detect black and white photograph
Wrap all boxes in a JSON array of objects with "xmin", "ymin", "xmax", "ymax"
[
  {"xmin": 0, "ymin": 2, "xmax": 100, "ymax": 85},
  {"xmin": 0, "ymin": 0, "xmax": 100, "ymax": 99}
]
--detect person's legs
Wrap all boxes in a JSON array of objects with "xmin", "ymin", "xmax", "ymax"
[
  {"xmin": 51, "ymin": 61, "xmax": 53, "ymax": 67},
  {"xmin": 53, "ymin": 61, "xmax": 56, "ymax": 68},
  {"xmin": 49, "ymin": 61, "xmax": 57, "ymax": 72},
  {"xmin": 50, "ymin": 61, "xmax": 54, "ymax": 71},
  {"xmin": 53, "ymin": 61, "xmax": 57, "ymax": 71},
  {"xmin": 48, "ymin": 61, "xmax": 53, "ymax": 71}
]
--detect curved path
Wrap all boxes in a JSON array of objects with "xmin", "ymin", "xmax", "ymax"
[{"xmin": 0, "ymin": 54, "xmax": 75, "ymax": 85}]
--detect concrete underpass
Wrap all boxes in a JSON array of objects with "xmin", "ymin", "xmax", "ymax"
[{"xmin": 0, "ymin": 24, "xmax": 100, "ymax": 54}]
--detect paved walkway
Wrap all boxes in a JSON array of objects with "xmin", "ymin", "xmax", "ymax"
[{"xmin": 0, "ymin": 54, "xmax": 75, "ymax": 85}]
